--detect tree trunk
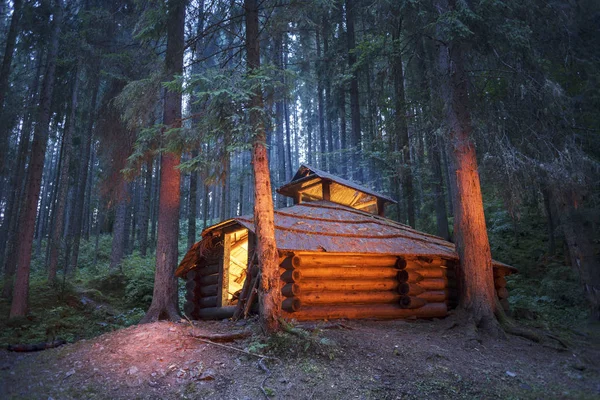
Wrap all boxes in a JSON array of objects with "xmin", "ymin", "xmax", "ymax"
[
  {"xmin": 187, "ymin": 151, "xmax": 197, "ymax": 249},
  {"xmin": 392, "ymin": 15, "xmax": 415, "ymax": 227},
  {"xmin": 245, "ymin": 0, "xmax": 281, "ymax": 332},
  {"xmin": 139, "ymin": 158, "xmax": 153, "ymax": 256},
  {"xmin": 323, "ymin": 14, "xmax": 335, "ymax": 175},
  {"xmin": 109, "ymin": 183, "xmax": 128, "ymax": 271},
  {"xmin": 558, "ymin": 195, "xmax": 600, "ymax": 320},
  {"xmin": 316, "ymin": 27, "xmax": 326, "ymax": 171},
  {"xmin": 0, "ymin": 51, "xmax": 42, "ymax": 294},
  {"xmin": 436, "ymin": 0, "xmax": 496, "ymax": 329},
  {"xmin": 141, "ymin": 0, "xmax": 185, "ymax": 323},
  {"xmin": 10, "ymin": 0, "xmax": 62, "ymax": 318},
  {"xmin": 346, "ymin": 0, "xmax": 362, "ymax": 182},
  {"xmin": 0, "ymin": 0, "xmax": 23, "ymax": 171},
  {"xmin": 68, "ymin": 72, "xmax": 99, "ymax": 272},
  {"xmin": 48, "ymin": 66, "xmax": 79, "ymax": 283}
]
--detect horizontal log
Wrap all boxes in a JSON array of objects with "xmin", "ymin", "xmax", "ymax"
[
  {"xmin": 298, "ymin": 291, "xmax": 400, "ymax": 305},
  {"xmin": 493, "ymin": 268, "xmax": 507, "ymax": 278},
  {"xmin": 399, "ymin": 296, "xmax": 428, "ymax": 309},
  {"xmin": 197, "ymin": 264, "xmax": 220, "ymax": 277},
  {"xmin": 185, "ymin": 279, "xmax": 197, "ymax": 291},
  {"xmin": 282, "ymin": 298, "xmax": 302, "ymax": 312},
  {"xmin": 397, "ymin": 282, "xmax": 410, "ymax": 295},
  {"xmin": 496, "ymin": 287, "xmax": 509, "ymax": 300},
  {"xmin": 297, "ymin": 279, "xmax": 399, "ymax": 292},
  {"xmin": 500, "ymin": 298, "xmax": 510, "ymax": 312},
  {"xmin": 199, "ymin": 284, "xmax": 218, "ymax": 297},
  {"xmin": 198, "ymin": 274, "xmax": 219, "ymax": 286},
  {"xmin": 281, "ymin": 270, "xmax": 301, "ymax": 283},
  {"xmin": 183, "ymin": 301, "xmax": 197, "ymax": 319},
  {"xmin": 397, "ymin": 270, "xmax": 425, "ymax": 284},
  {"xmin": 291, "ymin": 254, "xmax": 400, "ymax": 269},
  {"xmin": 409, "ymin": 257, "xmax": 449, "ymax": 268},
  {"xmin": 281, "ymin": 283, "xmax": 302, "ymax": 297},
  {"xmin": 286, "ymin": 267, "xmax": 399, "ymax": 280},
  {"xmin": 186, "ymin": 270, "xmax": 198, "ymax": 280},
  {"xmin": 198, "ymin": 296, "xmax": 218, "ymax": 308},
  {"xmin": 416, "ymin": 290, "xmax": 449, "ymax": 303},
  {"xmin": 403, "ymin": 266, "xmax": 447, "ymax": 278},
  {"xmin": 281, "ymin": 303, "xmax": 448, "ymax": 321},
  {"xmin": 494, "ymin": 276, "xmax": 507, "ymax": 289},
  {"xmin": 395, "ymin": 258, "xmax": 407, "ymax": 270},
  {"xmin": 413, "ymin": 278, "xmax": 449, "ymax": 291},
  {"xmin": 196, "ymin": 306, "xmax": 236, "ymax": 320}
]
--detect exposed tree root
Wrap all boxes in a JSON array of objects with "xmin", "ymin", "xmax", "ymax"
[
  {"xmin": 295, "ymin": 322, "xmax": 354, "ymax": 331},
  {"xmin": 258, "ymin": 357, "xmax": 272, "ymax": 400},
  {"xmin": 139, "ymin": 304, "xmax": 181, "ymax": 324},
  {"xmin": 494, "ymin": 298, "xmax": 542, "ymax": 343}
]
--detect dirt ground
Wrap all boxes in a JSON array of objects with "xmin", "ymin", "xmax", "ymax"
[{"xmin": 1, "ymin": 316, "xmax": 599, "ymax": 400}]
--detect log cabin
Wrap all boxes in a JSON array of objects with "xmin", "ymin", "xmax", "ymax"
[{"xmin": 175, "ymin": 165, "xmax": 516, "ymax": 321}]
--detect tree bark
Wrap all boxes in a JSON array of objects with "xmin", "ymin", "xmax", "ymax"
[
  {"xmin": 558, "ymin": 195, "xmax": 600, "ymax": 320},
  {"xmin": 10, "ymin": 0, "xmax": 62, "ymax": 318},
  {"xmin": 0, "ymin": 0, "xmax": 23, "ymax": 172},
  {"xmin": 245, "ymin": 0, "xmax": 281, "ymax": 332},
  {"xmin": 48, "ymin": 66, "xmax": 79, "ymax": 283},
  {"xmin": 392, "ymin": 15, "xmax": 415, "ymax": 227},
  {"xmin": 346, "ymin": 0, "xmax": 362, "ymax": 182},
  {"xmin": 141, "ymin": 0, "xmax": 185, "ymax": 323},
  {"xmin": 436, "ymin": 0, "xmax": 496, "ymax": 329},
  {"xmin": 139, "ymin": 158, "xmax": 153, "ymax": 255},
  {"xmin": 109, "ymin": 182, "xmax": 128, "ymax": 271},
  {"xmin": 187, "ymin": 151, "xmax": 197, "ymax": 249},
  {"xmin": 67, "ymin": 71, "xmax": 99, "ymax": 273},
  {"xmin": 0, "ymin": 51, "xmax": 42, "ymax": 295}
]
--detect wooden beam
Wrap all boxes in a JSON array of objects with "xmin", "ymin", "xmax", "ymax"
[
  {"xmin": 218, "ymin": 233, "xmax": 231, "ymax": 307},
  {"xmin": 322, "ymin": 179, "xmax": 331, "ymax": 201},
  {"xmin": 377, "ymin": 198, "xmax": 385, "ymax": 217}
]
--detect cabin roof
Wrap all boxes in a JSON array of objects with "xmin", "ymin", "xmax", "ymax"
[
  {"xmin": 176, "ymin": 200, "xmax": 517, "ymax": 277},
  {"xmin": 277, "ymin": 164, "xmax": 397, "ymax": 206}
]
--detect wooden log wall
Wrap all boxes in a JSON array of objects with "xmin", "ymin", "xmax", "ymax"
[
  {"xmin": 183, "ymin": 237, "xmax": 223, "ymax": 319},
  {"xmin": 280, "ymin": 253, "xmax": 452, "ymax": 321},
  {"xmin": 494, "ymin": 268, "xmax": 511, "ymax": 313}
]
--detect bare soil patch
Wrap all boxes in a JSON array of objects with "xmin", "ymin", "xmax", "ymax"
[{"xmin": 1, "ymin": 316, "xmax": 599, "ymax": 399}]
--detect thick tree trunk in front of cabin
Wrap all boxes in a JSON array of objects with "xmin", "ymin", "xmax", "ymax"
[
  {"xmin": 10, "ymin": 0, "xmax": 62, "ymax": 318},
  {"xmin": 436, "ymin": 0, "xmax": 496, "ymax": 330},
  {"xmin": 141, "ymin": 0, "xmax": 184, "ymax": 323},
  {"xmin": 48, "ymin": 67, "xmax": 79, "ymax": 283},
  {"xmin": 245, "ymin": 0, "xmax": 281, "ymax": 332}
]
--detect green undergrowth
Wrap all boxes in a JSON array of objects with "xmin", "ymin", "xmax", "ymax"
[
  {"xmin": 485, "ymin": 199, "xmax": 593, "ymax": 337},
  {"xmin": 0, "ymin": 236, "xmax": 158, "ymax": 347}
]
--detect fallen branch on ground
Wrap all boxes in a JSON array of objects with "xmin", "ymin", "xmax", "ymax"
[{"xmin": 189, "ymin": 330, "xmax": 251, "ymax": 342}]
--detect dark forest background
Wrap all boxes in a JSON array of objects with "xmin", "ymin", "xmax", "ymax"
[{"xmin": 0, "ymin": 0, "xmax": 598, "ymax": 343}]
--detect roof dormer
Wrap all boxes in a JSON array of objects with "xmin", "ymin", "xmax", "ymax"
[{"xmin": 276, "ymin": 165, "xmax": 397, "ymax": 216}]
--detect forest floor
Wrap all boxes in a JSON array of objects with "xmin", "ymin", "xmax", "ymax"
[{"xmin": 1, "ymin": 314, "xmax": 599, "ymax": 400}]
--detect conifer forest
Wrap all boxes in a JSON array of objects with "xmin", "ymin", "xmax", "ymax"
[{"xmin": 0, "ymin": 0, "xmax": 599, "ymax": 398}]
